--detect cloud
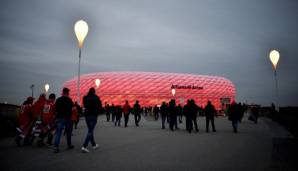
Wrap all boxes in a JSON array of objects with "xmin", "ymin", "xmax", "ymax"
[{"xmin": 0, "ymin": 0, "xmax": 297, "ymax": 106}]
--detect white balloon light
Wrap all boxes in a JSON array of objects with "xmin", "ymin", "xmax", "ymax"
[
  {"xmin": 45, "ymin": 84, "xmax": 50, "ymax": 93},
  {"xmin": 74, "ymin": 20, "xmax": 89, "ymax": 48},
  {"xmin": 269, "ymin": 50, "xmax": 280, "ymax": 70},
  {"xmin": 95, "ymin": 79, "xmax": 101, "ymax": 88},
  {"xmin": 171, "ymin": 88, "xmax": 176, "ymax": 96}
]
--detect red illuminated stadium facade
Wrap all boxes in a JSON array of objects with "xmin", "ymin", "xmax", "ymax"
[{"xmin": 63, "ymin": 72, "xmax": 236, "ymax": 109}]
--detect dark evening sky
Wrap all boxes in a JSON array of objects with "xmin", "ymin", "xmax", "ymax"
[{"xmin": 0, "ymin": 0, "xmax": 297, "ymax": 106}]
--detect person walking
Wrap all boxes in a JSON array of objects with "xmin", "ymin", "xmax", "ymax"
[
  {"xmin": 30, "ymin": 94, "xmax": 46, "ymax": 144},
  {"xmin": 184, "ymin": 100, "xmax": 193, "ymax": 133},
  {"xmin": 153, "ymin": 105, "xmax": 159, "ymax": 121},
  {"xmin": 190, "ymin": 99, "xmax": 199, "ymax": 132},
  {"xmin": 15, "ymin": 97, "xmax": 34, "ymax": 146},
  {"xmin": 168, "ymin": 99, "xmax": 178, "ymax": 131},
  {"xmin": 122, "ymin": 100, "xmax": 131, "ymax": 127},
  {"xmin": 71, "ymin": 102, "xmax": 78, "ymax": 134},
  {"xmin": 38, "ymin": 93, "xmax": 56, "ymax": 146},
  {"xmin": 73, "ymin": 102, "xmax": 82, "ymax": 129},
  {"xmin": 160, "ymin": 102, "xmax": 168, "ymax": 129},
  {"xmin": 204, "ymin": 101, "xmax": 217, "ymax": 133},
  {"xmin": 53, "ymin": 88, "xmax": 74, "ymax": 153},
  {"xmin": 111, "ymin": 104, "xmax": 116, "ymax": 122},
  {"xmin": 228, "ymin": 101, "xmax": 240, "ymax": 133},
  {"xmin": 105, "ymin": 103, "xmax": 111, "ymax": 122},
  {"xmin": 177, "ymin": 104, "xmax": 183, "ymax": 124},
  {"xmin": 251, "ymin": 105, "xmax": 259, "ymax": 124},
  {"xmin": 133, "ymin": 100, "xmax": 142, "ymax": 126},
  {"xmin": 81, "ymin": 88, "xmax": 102, "ymax": 153},
  {"xmin": 114, "ymin": 105, "xmax": 122, "ymax": 126}
]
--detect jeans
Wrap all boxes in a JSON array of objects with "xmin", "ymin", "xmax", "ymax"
[
  {"xmin": 124, "ymin": 115, "xmax": 129, "ymax": 127},
  {"xmin": 186, "ymin": 117, "xmax": 192, "ymax": 132},
  {"xmin": 106, "ymin": 113, "xmax": 110, "ymax": 122},
  {"xmin": 206, "ymin": 116, "xmax": 216, "ymax": 132},
  {"xmin": 111, "ymin": 113, "xmax": 115, "ymax": 122},
  {"xmin": 115, "ymin": 115, "xmax": 121, "ymax": 126},
  {"xmin": 169, "ymin": 116, "xmax": 178, "ymax": 130},
  {"xmin": 232, "ymin": 120, "xmax": 238, "ymax": 133},
  {"xmin": 161, "ymin": 115, "xmax": 166, "ymax": 129},
  {"xmin": 134, "ymin": 114, "xmax": 141, "ymax": 126},
  {"xmin": 54, "ymin": 119, "xmax": 72, "ymax": 148},
  {"xmin": 83, "ymin": 116, "xmax": 97, "ymax": 148}
]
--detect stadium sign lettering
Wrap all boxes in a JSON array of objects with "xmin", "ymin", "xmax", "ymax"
[{"xmin": 171, "ymin": 84, "xmax": 203, "ymax": 90}]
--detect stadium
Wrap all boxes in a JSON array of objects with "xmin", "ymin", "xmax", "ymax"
[{"xmin": 63, "ymin": 72, "xmax": 236, "ymax": 109}]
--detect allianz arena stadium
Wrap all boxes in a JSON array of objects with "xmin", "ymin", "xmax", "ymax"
[{"xmin": 63, "ymin": 72, "xmax": 236, "ymax": 109}]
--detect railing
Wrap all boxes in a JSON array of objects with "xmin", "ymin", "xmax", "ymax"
[{"xmin": 263, "ymin": 107, "xmax": 298, "ymax": 137}]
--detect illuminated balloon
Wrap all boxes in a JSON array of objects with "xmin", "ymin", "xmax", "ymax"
[
  {"xmin": 74, "ymin": 20, "xmax": 89, "ymax": 48},
  {"xmin": 269, "ymin": 50, "xmax": 280, "ymax": 70}
]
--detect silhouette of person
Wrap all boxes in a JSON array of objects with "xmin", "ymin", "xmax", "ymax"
[
  {"xmin": 122, "ymin": 100, "xmax": 131, "ymax": 127},
  {"xmin": 81, "ymin": 87, "xmax": 102, "ymax": 153},
  {"xmin": 160, "ymin": 102, "xmax": 168, "ymax": 129},
  {"xmin": 133, "ymin": 100, "xmax": 142, "ymax": 126},
  {"xmin": 114, "ymin": 105, "xmax": 122, "ymax": 126},
  {"xmin": 153, "ymin": 105, "xmax": 159, "ymax": 120},
  {"xmin": 228, "ymin": 101, "xmax": 240, "ymax": 133},
  {"xmin": 204, "ymin": 101, "xmax": 216, "ymax": 133},
  {"xmin": 105, "ymin": 103, "xmax": 111, "ymax": 122},
  {"xmin": 251, "ymin": 105, "xmax": 259, "ymax": 124},
  {"xmin": 15, "ymin": 96, "xmax": 34, "ymax": 146},
  {"xmin": 177, "ymin": 104, "xmax": 183, "ymax": 123},
  {"xmin": 111, "ymin": 104, "xmax": 116, "ymax": 122},
  {"xmin": 53, "ymin": 88, "xmax": 74, "ymax": 153},
  {"xmin": 168, "ymin": 99, "xmax": 178, "ymax": 131},
  {"xmin": 184, "ymin": 100, "xmax": 192, "ymax": 133},
  {"xmin": 190, "ymin": 99, "xmax": 199, "ymax": 132}
]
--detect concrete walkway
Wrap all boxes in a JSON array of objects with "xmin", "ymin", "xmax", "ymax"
[{"xmin": 0, "ymin": 114, "xmax": 290, "ymax": 171}]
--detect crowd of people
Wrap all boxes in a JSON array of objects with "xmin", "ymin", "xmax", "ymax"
[{"xmin": 15, "ymin": 86, "xmax": 254, "ymax": 154}]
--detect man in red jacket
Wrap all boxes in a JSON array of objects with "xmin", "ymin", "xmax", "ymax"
[
  {"xmin": 31, "ymin": 94, "xmax": 46, "ymax": 144},
  {"xmin": 16, "ymin": 97, "xmax": 34, "ymax": 146},
  {"xmin": 122, "ymin": 100, "xmax": 131, "ymax": 127},
  {"xmin": 38, "ymin": 93, "xmax": 56, "ymax": 146},
  {"xmin": 33, "ymin": 94, "xmax": 46, "ymax": 120}
]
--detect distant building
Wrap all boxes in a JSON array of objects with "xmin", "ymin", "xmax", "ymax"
[{"xmin": 63, "ymin": 72, "xmax": 236, "ymax": 109}]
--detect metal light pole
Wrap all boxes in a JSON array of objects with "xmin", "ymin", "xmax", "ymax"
[
  {"xmin": 74, "ymin": 20, "xmax": 89, "ymax": 104},
  {"xmin": 30, "ymin": 84, "xmax": 35, "ymax": 97},
  {"xmin": 269, "ymin": 49, "xmax": 280, "ymax": 109}
]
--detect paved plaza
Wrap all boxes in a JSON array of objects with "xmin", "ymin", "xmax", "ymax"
[{"xmin": 0, "ymin": 114, "xmax": 293, "ymax": 171}]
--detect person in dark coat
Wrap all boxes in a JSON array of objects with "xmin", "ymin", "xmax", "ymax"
[
  {"xmin": 81, "ymin": 87, "xmax": 102, "ymax": 153},
  {"xmin": 105, "ymin": 103, "xmax": 111, "ymax": 122},
  {"xmin": 251, "ymin": 105, "xmax": 259, "ymax": 124},
  {"xmin": 133, "ymin": 100, "xmax": 142, "ymax": 126},
  {"xmin": 74, "ymin": 102, "xmax": 82, "ymax": 129},
  {"xmin": 114, "ymin": 105, "xmax": 122, "ymax": 127},
  {"xmin": 160, "ymin": 102, "xmax": 168, "ymax": 129},
  {"xmin": 190, "ymin": 99, "xmax": 199, "ymax": 132},
  {"xmin": 168, "ymin": 99, "xmax": 178, "ymax": 131},
  {"xmin": 204, "ymin": 101, "xmax": 216, "ymax": 133},
  {"xmin": 177, "ymin": 104, "xmax": 183, "ymax": 123},
  {"xmin": 53, "ymin": 88, "xmax": 74, "ymax": 153},
  {"xmin": 228, "ymin": 102, "xmax": 240, "ymax": 133},
  {"xmin": 184, "ymin": 100, "xmax": 192, "ymax": 133},
  {"xmin": 111, "ymin": 104, "xmax": 116, "ymax": 122},
  {"xmin": 153, "ymin": 105, "xmax": 159, "ymax": 121},
  {"xmin": 122, "ymin": 100, "xmax": 131, "ymax": 127}
]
